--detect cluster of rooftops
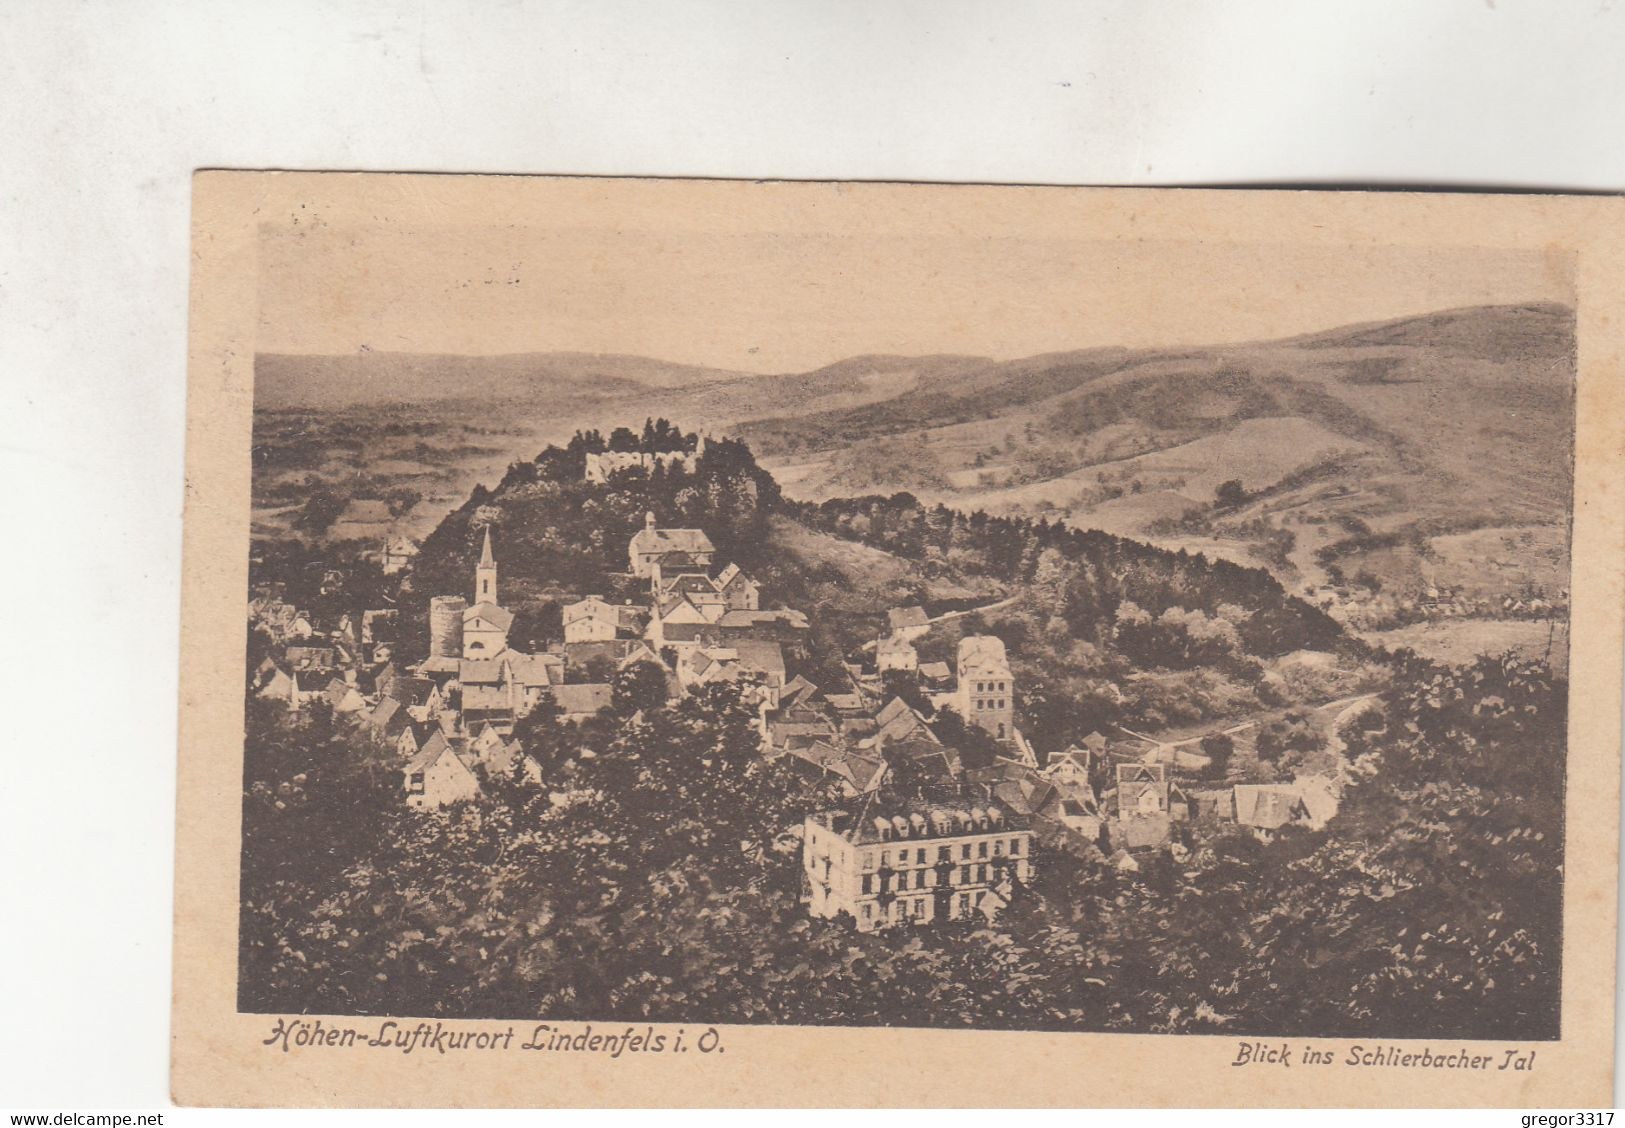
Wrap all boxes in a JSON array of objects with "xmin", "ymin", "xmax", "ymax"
[{"xmin": 810, "ymin": 804, "xmax": 1029, "ymax": 845}]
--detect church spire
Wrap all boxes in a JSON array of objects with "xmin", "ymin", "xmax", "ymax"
[{"xmin": 476, "ymin": 527, "xmax": 497, "ymax": 605}]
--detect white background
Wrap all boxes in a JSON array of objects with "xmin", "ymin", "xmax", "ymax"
[{"xmin": 2, "ymin": 0, "xmax": 1622, "ymax": 1114}]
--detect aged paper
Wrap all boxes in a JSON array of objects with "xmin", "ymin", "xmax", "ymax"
[{"xmin": 175, "ymin": 172, "xmax": 1623, "ymax": 1107}]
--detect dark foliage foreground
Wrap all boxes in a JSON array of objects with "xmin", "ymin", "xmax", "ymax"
[{"xmin": 240, "ymin": 653, "xmax": 1562, "ymax": 1039}]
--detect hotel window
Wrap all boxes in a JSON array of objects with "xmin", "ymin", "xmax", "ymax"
[
  {"xmin": 959, "ymin": 865, "xmax": 970, "ymax": 885},
  {"xmin": 862, "ymin": 874, "xmax": 872, "ymax": 894},
  {"xmin": 862, "ymin": 903, "xmax": 872, "ymax": 921},
  {"xmin": 978, "ymin": 841, "xmax": 988, "ymax": 859},
  {"xmin": 960, "ymin": 843, "xmax": 971, "ymax": 860},
  {"xmin": 881, "ymin": 850, "xmax": 890, "ymax": 867},
  {"xmin": 863, "ymin": 852, "xmax": 875, "ymax": 871},
  {"xmin": 937, "ymin": 845, "xmax": 950, "ymax": 862},
  {"xmin": 915, "ymin": 870, "xmax": 927, "ymax": 889},
  {"xmin": 916, "ymin": 848, "xmax": 927, "ymax": 864},
  {"xmin": 977, "ymin": 864, "xmax": 988, "ymax": 883},
  {"xmin": 993, "ymin": 841, "xmax": 1003, "ymax": 857},
  {"xmin": 1010, "ymin": 838, "xmax": 1021, "ymax": 855}
]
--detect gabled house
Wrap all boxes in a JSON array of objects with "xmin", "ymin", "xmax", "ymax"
[
  {"xmin": 1234, "ymin": 784, "xmax": 1312, "ymax": 840},
  {"xmin": 255, "ymin": 665, "xmax": 317, "ymax": 711},
  {"xmin": 322, "ymin": 675, "xmax": 367, "ymax": 715},
  {"xmin": 647, "ymin": 594, "xmax": 721, "ymax": 649},
  {"xmin": 886, "ymin": 606, "xmax": 930, "ymax": 639},
  {"xmin": 360, "ymin": 696, "xmax": 409, "ymax": 738},
  {"xmin": 873, "ymin": 697, "xmax": 937, "ymax": 749},
  {"xmin": 714, "ymin": 608, "xmax": 810, "ymax": 645},
  {"xmin": 402, "ymin": 732, "xmax": 480, "ymax": 810},
  {"xmin": 395, "ymin": 719, "xmax": 437, "ymax": 760},
  {"xmin": 877, "ymin": 635, "xmax": 919, "ymax": 673},
  {"xmin": 503, "ymin": 651, "xmax": 565, "ymax": 717},
  {"xmin": 563, "ymin": 595, "xmax": 642, "ymax": 643},
  {"xmin": 714, "ymin": 563, "xmax": 761, "ymax": 611},
  {"xmin": 628, "ymin": 512, "xmax": 715, "ymax": 578}
]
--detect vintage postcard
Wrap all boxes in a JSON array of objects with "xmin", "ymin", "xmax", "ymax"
[{"xmin": 174, "ymin": 173, "xmax": 1624, "ymax": 1107}]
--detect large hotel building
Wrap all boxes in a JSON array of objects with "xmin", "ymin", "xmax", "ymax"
[{"xmin": 803, "ymin": 804, "xmax": 1033, "ymax": 931}]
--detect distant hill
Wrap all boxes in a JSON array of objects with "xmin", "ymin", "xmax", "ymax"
[
  {"xmin": 732, "ymin": 303, "xmax": 1576, "ymax": 604},
  {"xmin": 254, "ymin": 351, "xmax": 762, "ymax": 409},
  {"xmin": 254, "ymin": 303, "xmax": 1575, "ymax": 615}
]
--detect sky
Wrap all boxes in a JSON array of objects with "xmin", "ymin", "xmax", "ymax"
[{"xmin": 257, "ymin": 222, "xmax": 1572, "ymax": 375}]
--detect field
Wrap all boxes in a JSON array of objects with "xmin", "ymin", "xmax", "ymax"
[{"xmin": 1360, "ymin": 618, "xmax": 1568, "ymax": 676}]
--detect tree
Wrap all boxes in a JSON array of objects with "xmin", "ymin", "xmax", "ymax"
[
  {"xmin": 612, "ymin": 660, "xmax": 669, "ymax": 715},
  {"xmin": 880, "ymin": 669, "xmax": 933, "ymax": 716},
  {"xmin": 512, "ymin": 690, "xmax": 570, "ymax": 769},
  {"xmin": 508, "ymin": 602, "xmax": 562, "ymax": 651},
  {"xmin": 1256, "ymin": 711, "xmax": 1318, "ymax": 773},
  {"xmin": 1198, "ymin": 732, "xmax": 1234, "ymax": 780},
  {"xmin": 929, "ymin": 707, "xmax": 1002, "ymax": 772},
  {"xmin": 1214, "ymin": 479, "xmax": 1248, "ymax": 510}
]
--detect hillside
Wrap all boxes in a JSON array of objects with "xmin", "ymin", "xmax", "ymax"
[{"xmin": 736, "ymin": 303, "xmax": 1575, "ymax": 622}]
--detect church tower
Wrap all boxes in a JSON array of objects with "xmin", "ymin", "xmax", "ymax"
[{"xmin": 475, "ymin": 527, "xmax": 497, "ymax": 605}]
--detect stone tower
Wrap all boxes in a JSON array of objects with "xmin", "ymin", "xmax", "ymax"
[{"xmin": 476, "ymin": 527, "xmax": 497, "ymax": 606}]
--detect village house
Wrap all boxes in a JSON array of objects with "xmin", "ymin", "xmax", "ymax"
[
  {"xmin": 563, "ymin": 595, "xmax": 642, "ymax": 643},
  {"xmin": 284, "ymin": 645, "xmax": 336, "ymax": 674},
  {"xmin": 647, "ymin": 593, "xmax": 723, "ymax": 650},
  {"xmin": 955, "ymin": 635, "xmax": 1015, "ymax": 740},
  {"xmin": 1234, "ymin": 784, "xmax": 1313, "ymax": 840},
  {"xmin": 876, "ymin": 634, "xmax": 919, "ymax": 673},
  {"xmin": 322, "ymin": 675, "xmax": 367, "ymax": 715},
  {"xmin": 1042, "ymin": 743, "xmax": 1096, "ymax": 791},
  {"xmin": 378, "ymin": 533, "xmax": 418, "ymax": 575},
  {"xmin": 713, "ymin": 562, "xmax": 760, "ymax": 611},
  {"xmin": 470, "ymin": 722, "xmax": 542, "ymax": 783},
  {"xmin": 1110, "ymin": 762, "xmax": 1191, "ymax": 851},
  {"xmin": 867, "ymin": 696, "xmax": 962, "ymax": 779},
  {"xmin": 651, "ymin": 568, "xmax": 727, "ymax": 614},
  {"xmin": 713, "ymin": 607, "xmax": 810, "ymax": 648},
  {"xmin": 255, "ymin": 665, "xmax": 319, "ymax": 711},
  {"xmin": 787, "ymin": 740, "xmax": 887, "ymax": 797},
  {"xmin": 886, "ymin": 606, "xmax": 930, "ymax": 640},
  {"xmin": 918, "ymin": 660, "xmax": 952, "ymax": 690},
  {"xmin": 803, "ymin": 803, "xmax": 1033, "ymax": 932},
  {"xmin": 402, "ymin": 731, "xmax": 481, "ymax": 810},
  {"xmin": 628, "ymin": 512, "xmax": 715, "ymax": 578},
  {"xmin": 394, "ymin": 718, "xmax": 438, "ymax": 761}
]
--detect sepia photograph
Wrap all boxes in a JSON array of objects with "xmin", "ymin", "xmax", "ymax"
[{"xmin": 173, "ymin": 174, "xmax": 1623, "ymax": 1107}]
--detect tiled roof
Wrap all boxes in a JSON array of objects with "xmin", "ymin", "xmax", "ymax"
[
  {"xmin": 551, "ymin": 683, "xmax": 613, "ymax": 716},
  {"xmin": 631, "ymin": 528, "xmax": 715, "ymax": 557},
  {"xmin": 463, "ymin": 602, "xmax": 515, "ymax": 631},
  {"xmin": 887, "ymin": 607, "xmax": 928, "ymax": 631},
  {"xmin": 1234, "ymin": 785, "xmax": 1307, "ymax": 829}
]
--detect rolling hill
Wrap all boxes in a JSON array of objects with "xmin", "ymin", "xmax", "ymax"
[
  {"xmin": 734, "ymin": 303, "xmax": 1576, "ymax": 608},
  {"xmin": 253, "ymin": 304, "xmax": 1575, "ymax": 640}
]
